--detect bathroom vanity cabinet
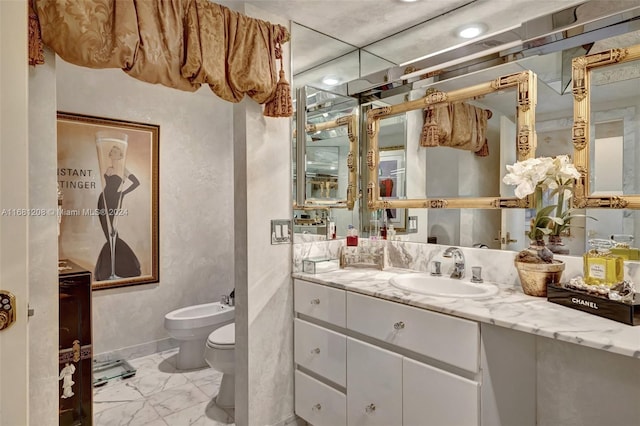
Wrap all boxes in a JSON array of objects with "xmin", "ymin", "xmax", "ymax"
[{"xmin": 293, "ymin": 278, "xmax": 533, "ymax": 426}]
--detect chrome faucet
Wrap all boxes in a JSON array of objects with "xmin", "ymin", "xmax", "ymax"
[{"xmin": 442, "ymin": 247, "xmax": 465, "ymax": 279}]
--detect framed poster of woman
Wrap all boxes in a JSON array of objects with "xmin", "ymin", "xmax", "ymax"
[{"xmin": 57, "ymin": 112, "xmax": 159, "ymax": 290}]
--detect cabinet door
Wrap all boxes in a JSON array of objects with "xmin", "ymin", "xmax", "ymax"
[
  {"xmin": 295, "ymin": 279, "xmax": 346, "ymax": 327},
  {"xmin": 295, "ymin": 371, "xmax": 346, "ymax": 426},
  {"xmin": 347, "ymin": 292, "xmax": 479, "ymax": 373},
  {"xmin": 294, "ymin": 319, "xmax": 346, "ymax": 386},
  {"xmin": 347, "ymin": 338, "xmax": 402, "ymax": 426},
  {"xmin": 403, "ymin": 357, "xmax": 479, "ymax": 426}
]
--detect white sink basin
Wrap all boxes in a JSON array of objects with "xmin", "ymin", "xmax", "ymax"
[{"xmin": 389, "ymin": 273, "xmax": 499, "ymax": 299}]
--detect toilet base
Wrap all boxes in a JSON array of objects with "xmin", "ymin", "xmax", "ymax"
[
  {"xmin": 215, "ymin": 373, "xmax": 235, "ymax": 408},
  {"xmin": 176, "ymin": 339, "xmax": 207, "ymax": 370}
]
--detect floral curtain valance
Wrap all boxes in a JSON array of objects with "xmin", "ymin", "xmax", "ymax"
[{"xmin": 30, "ymin": 0, "xmax": 292, "ymax": 117}]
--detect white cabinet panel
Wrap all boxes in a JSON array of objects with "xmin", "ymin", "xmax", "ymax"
[
  {"xmin": 294, "ymin": 318, "xmax": 346, "ymax": 386},
  {"xmin": 403, "ymin": 357, "xmax": 479, "ymax": 426},
  {"xmin": 295, "ymin": 279, "xmax": 346, "ymax": 327},
  {"xmin": 347, "ymin": 337, "xmax": 403, "ymax": 426},
  {"xmin": 295, "ymin": 370, "xmax": 346, "ymax": 426},
  {"xmin": 347, "ymin": 292, "xmax": 479, "ymax": 372}
]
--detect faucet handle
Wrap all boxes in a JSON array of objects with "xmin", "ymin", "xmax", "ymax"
[
  {"xmin": 471, "ymin": 266, "xmax": 483, "ymax": 283},
  {"xmin": 221, "ymin": 295, "xmax": 229, "ymax": 305},
  {"xmin": 430, "ymin": 261, "xmax": 442, "ymax": 276}
]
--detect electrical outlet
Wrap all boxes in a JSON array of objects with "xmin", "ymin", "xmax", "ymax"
[
  {"xmin": 271, "ymin": 219, "xmax": 291, "ymax": 244},
  {"xmin": 407, "ymin": 216, "xmax": 418, "ymax": 233}
]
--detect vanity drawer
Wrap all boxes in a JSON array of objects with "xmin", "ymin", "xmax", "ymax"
[
  {"xmin": 346, "ymin": 292, "xmax": 479, "ymax": 372},
  {"xmin": 294, "ymin": 279, "xmax": 346, "ymax": 327},
  {"xmin": 294, "ymin": 318, "xmax": 346, "ymax": 386},
  {"xmin": 295, "ymin": 370, "xmax": 347, "ymax": 426}
]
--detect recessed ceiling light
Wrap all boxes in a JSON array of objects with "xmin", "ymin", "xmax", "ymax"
[
  {"xmin": 321, "ymin": 76, "xmax": 340, "ymax": 86},
  {"xmin": 397, "ymin": 0, "xmax": 421, "ymax": 3},
  {"xmin": 456, "ymin": 23, "xmax": 487, "ymax": 39}
]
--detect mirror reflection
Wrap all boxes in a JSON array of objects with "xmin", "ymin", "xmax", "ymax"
[
  {"xmin": 293, "ymin": 86, "xmax": 359, "ymax": 241},
  {"xmin": 367, "ymin": 69, "xmax": 537, "ymax": 209},
  {"xmin": 291, "ymin": 13, "xmax": 640, "ymax": 257}
]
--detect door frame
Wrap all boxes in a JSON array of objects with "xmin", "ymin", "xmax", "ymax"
[{"xmin": 0, "ymin": 1, "xmax": 30, "ymax": 423}]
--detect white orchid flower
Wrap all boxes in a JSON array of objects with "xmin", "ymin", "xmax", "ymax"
[{"xmin": 503, "ymin": 155, "xmax": 582, "ymax": 241}]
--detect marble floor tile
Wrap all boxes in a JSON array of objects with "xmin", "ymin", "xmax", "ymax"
[
  {"xmin": 125, "ymin": 369, "xmax": 190, "ymax": 397},
  {"xmin": 94, "ymin": 399, "xmax": 166, "ymax": 426},
  {"xmin": 146, "ymin": 383, "xmax": 211, "ymax": 417},
  {"xmin": 191, "ymin": 374, "xmax": 224, "ymax": 399},
  {"xmin": 163, "ymin": 400, "xmax": 235, "ymax": 426},
  {"xmin": 93, "ymin": 380, "xmax": 147, "ymax": 414},
  {"xmin": 180, "ymin": 366, "xmax": 223, "ymax": 383},
  {"xmin": 94, "ymin": 349, "xmax": 224, "ymax": 425}
]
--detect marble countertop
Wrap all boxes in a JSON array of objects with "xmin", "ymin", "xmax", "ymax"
[{"xmin": 293, "ymin": 267, "xmax": 640, "ymax": 359}]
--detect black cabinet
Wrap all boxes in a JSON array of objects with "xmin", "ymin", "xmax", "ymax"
[{"xmin": 59, "ymin": 260, "xmax": 92, "ymax": 425}]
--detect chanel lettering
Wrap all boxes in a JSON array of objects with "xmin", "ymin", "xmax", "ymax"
[{"xmin": 571, "ymin": 297, "xmax": 598, "ymax": 310}]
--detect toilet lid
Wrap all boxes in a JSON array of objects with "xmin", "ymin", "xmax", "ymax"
[{"xmin": 207, "ymin": 323, "xmax": 235, "ymax": 347}]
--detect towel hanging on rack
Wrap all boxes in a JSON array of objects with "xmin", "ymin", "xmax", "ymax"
[{"xmin": 420, "ymin": 102, "xmax": 491, "ymax": 157}]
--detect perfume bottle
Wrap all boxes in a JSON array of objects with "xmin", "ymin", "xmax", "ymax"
[
  {"xmin": 609, "ymin": 234, "xmax": 640, "ymax": 261},
  {"xmin": 326, "ymin": 212, "xmax": 336, "ymax": 240},
  {"xmin": 583, "ymin": 239, "xmax": 624, "ymax": 286},
  {"xmin": 380, "ymin": 217, "xmax": 387, "ymax": 240},
  {"xmin": 346, "ymin": 224, "xmax": 358, "ymax": 247}
]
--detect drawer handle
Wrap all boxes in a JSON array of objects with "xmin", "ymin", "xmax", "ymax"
[
  {"xmin": 312, "ymin": 403, "xmax": 322, "ymax": 411},
  {"xmin": 310, "ymin": 298, "xmax": 321, "ymax": 305},
  {"xmin": 365, "ymin": 403, "xmax": 376, "ymax": 413},
  {"xmin": 310, "ymin": 347, "xmax": 320, "ymax": 355},
  {"xmin": 393, "ymin": 321, "xmax": 405, "ymax": 330}
]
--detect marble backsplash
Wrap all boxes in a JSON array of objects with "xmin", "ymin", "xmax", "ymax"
[{"xmin": 293, "ymin": 239, "xmax": 640, "ymax": 287}]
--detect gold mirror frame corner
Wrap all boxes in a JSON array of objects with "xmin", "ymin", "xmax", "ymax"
[
  {"xmin": 366, "ymin": 70, "xmax": 538, "ymax": 211},
  {"xmin": 297, "ymin": 109, "xmax": 359, "ymax": 211},
  {"xmin": 571, "ymin": 43, "xmax": 640, "ymax": 209}
]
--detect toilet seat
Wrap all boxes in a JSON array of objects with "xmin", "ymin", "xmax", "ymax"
[{"xmin": 207, "ymin": 323, "xmax": 235, "ymax": 349}]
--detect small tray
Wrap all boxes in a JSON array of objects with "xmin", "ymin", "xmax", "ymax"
[
  {"xmin": 547, "ymin": 283, "xmax": 640, "ymax": 326},
  {"xmin": 302, "ymin": 257, "xmax": 339, "ymax": 274}
]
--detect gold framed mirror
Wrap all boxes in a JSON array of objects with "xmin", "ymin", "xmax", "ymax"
[
  {"xmin": 366, "ymin": 70, "xmax": 538, "ymax": 211},
  {"xmin": 294, "ymin": 86, "xmax": 359, "ymax": 210},
  {"xmin": 571, "ymin": 43, "xmax": 640, "ymax": 209}
]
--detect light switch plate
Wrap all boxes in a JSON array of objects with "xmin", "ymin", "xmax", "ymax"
[
  {"xmin": 407, "ymin": 216, "xmax": 418, "ymax": 233},
  {"xmin": 271, "ymin": 219, "xmax": 292, "ymax": 244}
]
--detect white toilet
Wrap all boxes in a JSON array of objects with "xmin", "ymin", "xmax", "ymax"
[
  {"xmin": 204, "ymin": 323, "xmax": 235, "ymax": 408},
  {"xmin": 164, "ymin": 302, "xmax": 234, "ymax": 370}
]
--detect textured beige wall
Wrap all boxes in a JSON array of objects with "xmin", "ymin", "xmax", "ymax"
[{"xmin": 56, "ymin": 58, "xmax": 236, "ymax": 357}]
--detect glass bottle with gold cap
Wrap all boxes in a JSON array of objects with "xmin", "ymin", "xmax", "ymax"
[
  {"xmin": 609, "ymin": 234, "xmax": 640, "ymax": 261},
  {"xmin": 583, "ymin": 239, "xmax": 624, "ymax": 286}
]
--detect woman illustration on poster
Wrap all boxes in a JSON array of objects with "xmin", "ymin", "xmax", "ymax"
[{"xmin": 95, "ymin": 135, "xmax": 141, "ymax": 281}]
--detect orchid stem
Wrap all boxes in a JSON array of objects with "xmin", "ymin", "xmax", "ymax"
[{"xmin": 555, "ymin": 182, "xmax": 565, "ymax": 236}]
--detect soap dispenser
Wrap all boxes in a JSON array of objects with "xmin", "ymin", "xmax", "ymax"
[{"xmin": 583, "ymin": 239, "xmax": 624, "ymax": 286}]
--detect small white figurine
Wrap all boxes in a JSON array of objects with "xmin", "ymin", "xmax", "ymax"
[{"xmin": 59, "ymin": 362, "xmax": 76, "ymax": 398}]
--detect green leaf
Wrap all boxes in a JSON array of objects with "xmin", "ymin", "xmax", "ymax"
[{"xmin": 535, "ymin": 204, "xmax": 557, "ymax": 220}]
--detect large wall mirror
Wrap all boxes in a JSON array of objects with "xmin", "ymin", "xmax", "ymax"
[
  {"xmin": 290, "ymin": 2, "xmax": 640, "ymax": 253},
  {"xmin": 569, "ymin": 41, "xmax": 640, "ymax": 249},
  {"xmin": 293, "ymin": 86, "xmax": 359, "ymax": 239},
  {"xmin": 364, "ymin": 70, "xmax": 537, "ymax": 249},
  {"xmin": 367, "ymin": 70, "xmax": 537, "ymax": 209}
]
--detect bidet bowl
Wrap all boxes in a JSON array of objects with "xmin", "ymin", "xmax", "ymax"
[
  {"xmin": 164, "ymin": 301, "xmax": 235, "ymax": 370},
  {"xmin": 164, "ymin": 302, "xmax": 235, "ymax": 340},
  {"xmin": 389, "ymin": 273, "xmax": 499, "ymax": 299}
]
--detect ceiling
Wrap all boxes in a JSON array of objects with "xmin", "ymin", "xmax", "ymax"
[{"xmin": 241, "ymin": 0, "xmax": 588, "ymax": 74}]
